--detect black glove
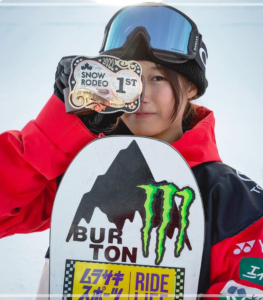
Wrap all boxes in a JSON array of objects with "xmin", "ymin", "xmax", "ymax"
[
  {"xmin": 53, "ymin": 56, "xmax": 133, "ymax": 136},
  {"xmin": 54, "ymin": 55, "xmax": 75, "ymax": 101},
  {"xmin": 78, "ymin": 112, "xmax": 124, "ymax": 136}
]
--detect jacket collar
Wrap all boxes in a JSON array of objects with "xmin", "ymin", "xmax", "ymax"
[{"xmin": 171, "ymin": 105, "xmax": 222, "ymax": 168}]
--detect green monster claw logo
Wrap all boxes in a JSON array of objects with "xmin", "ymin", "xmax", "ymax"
[{"xmin": 138, "ymin": 182, "xmax": 195, "ymax": 265}]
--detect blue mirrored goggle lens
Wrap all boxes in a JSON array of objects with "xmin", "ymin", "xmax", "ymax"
[{"xmin": 104, "ymin": 6, "xmax": 192, "ymax": 55}]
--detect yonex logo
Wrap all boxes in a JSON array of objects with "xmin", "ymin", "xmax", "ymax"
[
  {"xmin": 233, "ymin": 240, "xmax": 256, "ymax": 255},
  {"xmin": 233, "ymin": 239, "xmax": 263, "ymax": 255}
]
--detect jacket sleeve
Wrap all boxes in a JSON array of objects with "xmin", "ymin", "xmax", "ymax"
[
  {"xmin": 0, "ymin": 94, "xmax": 98, "ymax": 238},
  {"xmin": 205, "ymin": 168, "xmax": 263, "ymax": 298}
]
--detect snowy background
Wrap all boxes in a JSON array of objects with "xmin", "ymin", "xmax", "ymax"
[{"xmin": 0, "ymin": 0, "xmax": 263, "ymax": 298}]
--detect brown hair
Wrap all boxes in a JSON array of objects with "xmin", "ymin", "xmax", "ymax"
[{"xmin": 160, "ymin": 65, "xmax": 196, "ymax": 127}]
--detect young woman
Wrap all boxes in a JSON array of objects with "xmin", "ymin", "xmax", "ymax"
[{"xmin": 0, "ymin": 2, "xmax": 263, "ymax": 298}]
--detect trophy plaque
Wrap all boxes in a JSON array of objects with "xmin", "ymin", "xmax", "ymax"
[{"xmin": 65, "ymin": 55, "xmax": 143, "ymax": 115}]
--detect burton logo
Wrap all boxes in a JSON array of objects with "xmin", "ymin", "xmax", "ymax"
[
  {"xmin": 138, "ymin": 182, "xmax": 195, "ymax": 265},
  {"xmin": 66, "ymin": 141, "xmax": 195, "ymax": 266}
]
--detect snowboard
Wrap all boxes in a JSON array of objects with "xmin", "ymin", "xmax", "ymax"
[{"xmin": 49, "ymin": 136, "xmax": 204, "ymax": 300}]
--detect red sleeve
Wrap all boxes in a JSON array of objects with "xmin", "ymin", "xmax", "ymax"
[
  {"xmin": 205, "ymin": 217, "xmax": 263, "ymax": 299},
  {"xmin": 0, "ymin": 95, "xmax": 98, "ymax": 238}
]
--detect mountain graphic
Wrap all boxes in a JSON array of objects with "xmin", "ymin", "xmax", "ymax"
[{"xmin": 66, "ymin": 140, "xmax": 191, "ymax": 254}]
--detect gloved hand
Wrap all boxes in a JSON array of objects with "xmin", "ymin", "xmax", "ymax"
[
  {"xmin": 54, "ymin": 55, "xmax": 75, "ymax": 102},
  {"xmin": 54, "ymin": 56, "xmax": 132, "ymax": 135}
]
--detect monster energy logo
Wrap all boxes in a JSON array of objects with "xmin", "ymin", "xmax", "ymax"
[{"xmin": 138, "ymin": 182, "xmax": 195, "ymax": 265}]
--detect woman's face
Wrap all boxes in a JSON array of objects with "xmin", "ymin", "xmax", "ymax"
[{"xmin": 121, "ymin": 60, "xmax": 188, "ymax": 143}]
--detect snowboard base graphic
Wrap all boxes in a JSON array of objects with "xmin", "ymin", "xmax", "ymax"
[
  {"xmin": 62, "ymin": 260, "xmax": 185, "ymax": 300},
  {"xmin": 50, "ymin": 137, "xmax": 204, "ymax": 300}
]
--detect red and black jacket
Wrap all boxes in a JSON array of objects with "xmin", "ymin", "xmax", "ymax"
[{"xmin": 1, "ymin": 95, "xmax": 263, "ymax": 296}]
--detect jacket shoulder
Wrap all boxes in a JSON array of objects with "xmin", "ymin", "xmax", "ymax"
[{"xmin": 192, "ymin": 162, "xmax": 263, "ymax": 245}]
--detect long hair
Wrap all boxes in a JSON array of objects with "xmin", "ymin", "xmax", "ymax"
[{"xmin": 160, "ymin": 65, "xmax": 196, "ymax": 127}]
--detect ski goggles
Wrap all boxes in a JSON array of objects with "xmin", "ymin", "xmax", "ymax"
[{"xmin": 100, "ymin": 4, "xmax": 205, "ymax": 68}]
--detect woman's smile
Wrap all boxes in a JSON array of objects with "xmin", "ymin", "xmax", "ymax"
[{"xmin": 134, "ymin": 111, "xmax": 155, "ymax": 118}]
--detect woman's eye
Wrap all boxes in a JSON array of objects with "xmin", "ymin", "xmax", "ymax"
[{"xmin": 152, "ymin": 76, "xmax": 164, "ymax": 81}]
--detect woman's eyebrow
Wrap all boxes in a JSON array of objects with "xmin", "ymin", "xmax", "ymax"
[{"xmin": 149, "ymin": 65, "xmax": 163, "ymax": 71}]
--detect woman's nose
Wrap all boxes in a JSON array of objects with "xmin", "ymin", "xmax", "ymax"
[
  {"xmin": 140, "ymin": 76, "xmax": 150, "ymax": 103},
  {"xmin": 140, "ymin": 75, "xmax": 146, "ymax": 102}
]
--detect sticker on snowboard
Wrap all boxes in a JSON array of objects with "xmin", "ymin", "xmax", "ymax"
[{"xmin": 50, "ymin": 137, "xmax": 204, "ymax": 300}]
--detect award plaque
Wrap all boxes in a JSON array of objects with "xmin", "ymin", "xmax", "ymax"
[{"xmin": 65, "ymin": 55, "xmax": 143, "ymax": 115}]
